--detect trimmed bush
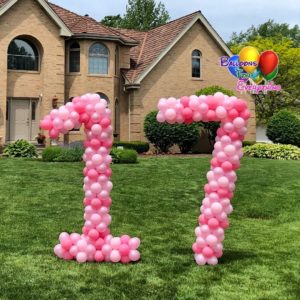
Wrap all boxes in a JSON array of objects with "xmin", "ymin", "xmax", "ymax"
[
  {"xmin": 113, "ymin": 141, "xmax": 149, "ymax": 153},
  {"xmin": 3, "ymin": 140, "xmax": 37, "ymax": 158},
  {"xmin": 54, "ymin": 147, "xmax": 84, "ymax": 162},
  {"xmin": 172, "ymin": 123, "xmax": 200, "ymax": 154},
  {"xmin": 42, "ymin": 147, "xmax": 62, "ymax": 162},
  {"xmin": 266, "ymin": 110, "xmax": 300, "ymax": 147},
  {"xmin": 144, "ymin": 111, "xmax": 200, "ymax": 153},
  {"xmin": 144, "ymin": 111, "xmax": 174, "ymax": 153},
  {"xmin": 244, "ymin": 143, "xmax": 300, "ymax": 160},
  {"xmin": 111, "ymin": 148, "xmax": 137, "ymax": 164},
  {"xmin": 42, "ymin": 147, "xmax": 83, "ymax": 162}
]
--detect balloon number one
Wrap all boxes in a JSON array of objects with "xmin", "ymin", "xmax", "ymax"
[
  {"xmin": 41, "ymin": 94, "xmax": 140, "ymax": 263},
  {"xmin": 157, "ymin": 93, "xmax": 250, "ymax": 265},
  {"xmin": 41, "ymin": 92, "xmax": 250, "ymax": 265}
]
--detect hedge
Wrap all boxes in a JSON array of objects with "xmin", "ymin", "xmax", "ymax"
[
  {"xmin": 42, "ymin": 146, "xmax": 137, "ymax": 164},
  {"xmin": 113, "ymin": 141, "xmax": 149, "ymax": 153}
]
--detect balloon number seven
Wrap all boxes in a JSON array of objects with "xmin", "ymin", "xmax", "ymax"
[
  {"xmin": 41, "ymin": 94, "xmax": 140, "ymax": 263},
  {"xmin": 41, "ymin": 92, "xmax": 249, "ymax": 265},
  {"xmin": 156, "ymin": 93, "xmax": 250, "ymax": 265}
]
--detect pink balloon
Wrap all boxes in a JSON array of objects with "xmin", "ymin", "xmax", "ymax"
[
  {"xmin": 76, "ymin": 252, "xmax": 88, "ymax": 263},
  {"xmin": 110, "ymin": 250, "xmax": 121, "ymax": 262},
  {"xmin": 128, "ymin": 250, "xmax": 140, "ymax": 262},
  {"xmin": 129, "ymin": 238, "xmax": 140, "ymax": 249}
]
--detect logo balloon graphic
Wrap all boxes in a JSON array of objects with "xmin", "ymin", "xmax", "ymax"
[
  {"xmin": 40, "ymin": 94, "xmax": 141, "ymax": 263},
  {"xmin": 259, "ymin": 50, "xmax": 279, "ymax": 77},
  {"xmin": 157, "ymin": 92, "xmax": 250, "ymax": 265},
  {"xmin": 239, "ymin": 46, "xmax": 260, "ymax": 74},
  {"xmin": 227, "ymin": 55, "xmax": 245, "ymax": 78}
]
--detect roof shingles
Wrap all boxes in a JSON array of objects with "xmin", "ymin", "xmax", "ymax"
[{"xmin": 119, "ymin": 12, "xmax": 199, "ymax": 83}]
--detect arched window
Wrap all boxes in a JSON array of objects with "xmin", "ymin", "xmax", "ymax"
[
  {"xmin": 89, "ymin": 43, "xmax": 109, "ymax": 74},
  {"xmin": 96, "ymin": 92, "xmax": 110, "ymax": 104},
  {"xmin": 69, "ymin": 42, "xmax": 80, "ymax": 73},
  {"xmin": 8, "ymin": 38, "xmax": 39, "ymax": 71},
  {"xmin": 192, "ymin": 49, "xmax": 201, "ymax": 78}
]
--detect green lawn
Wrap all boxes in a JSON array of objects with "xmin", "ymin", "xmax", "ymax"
[{"xmin": 0, "ymin": 157, "xmax": 299, "ymax": 300}]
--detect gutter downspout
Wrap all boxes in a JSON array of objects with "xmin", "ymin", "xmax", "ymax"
[{"xmin": 128, "ymin": 92, "xmax": 131, "ymax": 141}]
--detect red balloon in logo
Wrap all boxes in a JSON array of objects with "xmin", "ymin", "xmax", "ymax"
[{"xmin": 259, "ymin": 50, "xmax": 279, "ymax": 76}]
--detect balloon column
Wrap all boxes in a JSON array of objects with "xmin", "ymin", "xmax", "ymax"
[
  {"xmin": 228, "ymin": 46, "xmax": 279, "ymax": 83},
  {"xmin": 157, "ymin": 93, "xmax": 250, "ymax": 265},
  {"xmin": 40, "ymin": 94, "xmax": 140, "ymax": 263}
]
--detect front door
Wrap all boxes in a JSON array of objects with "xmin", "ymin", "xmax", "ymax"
[{"xmin": 8, "ymin": 99, "xmax": 39, "ymax": 141}]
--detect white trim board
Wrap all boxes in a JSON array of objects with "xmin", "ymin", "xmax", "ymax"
[{"xmin": 0, "ymin": 0, "xmax": 72, "ymax": 36}]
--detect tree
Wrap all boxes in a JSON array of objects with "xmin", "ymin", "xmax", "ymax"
[
  {"xmin": 123, "ymin": 0, "xmax": 170, "ymax": 30},
  {"xmin": 101, "ymin": 15, "xmax": 123, "ymax": 28},
  {"xmin": 229, "ymin": 22, "xmax": 300, "ymax": 123},
  {"xmin": 228, "ymin": 20, "xmax": 300, "ymax": 47},
  {"xmin": 100, "ymin": 0, "xmax": 170, "ymax": 30}
]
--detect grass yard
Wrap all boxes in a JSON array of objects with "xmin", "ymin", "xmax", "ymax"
[{"xmin": 0, "ymin": 156, "xmax": 299, "ymax": 300}]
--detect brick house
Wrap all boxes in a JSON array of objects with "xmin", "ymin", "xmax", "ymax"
[{"xmin": 0, "ymin": 0, "xmax": 256, "ymax": 146}]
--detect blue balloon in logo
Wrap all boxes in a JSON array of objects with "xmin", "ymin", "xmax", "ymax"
[{"xmin": 227, "ymin": 55, "xmax": 245, "ymax": 78}]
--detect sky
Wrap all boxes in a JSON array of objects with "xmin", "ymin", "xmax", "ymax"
[{"xmin": 52, "ymin": 0, "xmax": 300, "ymax": 41}]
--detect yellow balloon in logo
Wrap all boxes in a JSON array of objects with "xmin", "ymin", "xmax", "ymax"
[{"xmin": 239, "ymin": 46, "xmax": 260, "ymax": 74}]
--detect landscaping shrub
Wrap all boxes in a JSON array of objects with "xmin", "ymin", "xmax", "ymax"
[
  {"xmin": 42, "ymin": 147, "xmax": 62, "ymax": 162},
  {"xmin": 3, "ymin": 140, "xmax": 37, "ymax": 158},
  {"xmin": 111, "ymin": 148, "xmax": 137, "ymax": 164},
  {"xmin": 266, "ymin": 110, "xmax": 300, "ymax": 147},
  {"xmin": 172, "ymin": 123, "xmax": 200, "ymax": 154},
  {"xmin": 244, "ymin": 143, "xmax": 300, "ymax": 160},
  {"xmin": 195, "ymin": 86, "xmax": 235, "ymax": 145},
  {"xmin": 144, "ymin": 111, "xmax": 174, "ymax": 153},
  {"xmin": 113, "ymin": 141, "xmax": 149, "ymax": 153},
  {"xmin": 54, "ymin": 147, "xmax": 84, "ymax": 162},
  {"xmin": 144, "ymin": 111, "xmax": 200, "ymax": 153}
]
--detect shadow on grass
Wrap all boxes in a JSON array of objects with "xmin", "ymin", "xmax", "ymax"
[{"xmin": 219, "ymin": 249, "xmax": 257, "ymax": 265}]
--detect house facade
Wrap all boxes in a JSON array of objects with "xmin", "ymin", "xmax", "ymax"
[{"xmin": 0, "ymin": 0, "xmax": 256, "ymax": 146}]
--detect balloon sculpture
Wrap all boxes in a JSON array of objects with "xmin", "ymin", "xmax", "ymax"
[
  {"xmin": 40, "ymin": 94, "xmax": 140, "ymax": 263},
  {"xmin": 40, "ymin": 92, "xmax": 249, "ymax": 265},
  {"xmin": 156, "ymin": 92, "xmax": 250, "ymax": 265}
]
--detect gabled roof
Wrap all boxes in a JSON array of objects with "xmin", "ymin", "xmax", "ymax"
[
  {"xmin": 120, "ymin": 11, "xmax": 232, "ymax": 84},
  {"xmin": 0, "ymin": 0, "xmax": 138, "ymax": 44}
]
